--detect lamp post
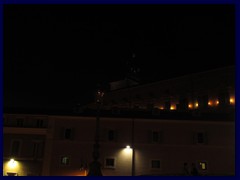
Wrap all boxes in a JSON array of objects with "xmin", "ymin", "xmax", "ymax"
[
  {"xmin": 87, "ymin": 90, "xmax": 104, "ymax": 176},
  {"xmin": 131, "ymin": 118, "xmax": 135, "ymax": 176}
]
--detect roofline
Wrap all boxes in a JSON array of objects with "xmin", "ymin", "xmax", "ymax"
[{"xmin": 109, "ymin": 65, "xmax": 235, "ymax": 93}]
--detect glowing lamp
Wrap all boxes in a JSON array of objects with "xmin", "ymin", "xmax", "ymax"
[
  {"xmin": 230, "ymin": 98, "xmax": 235, "ymax": 104},
  {"xmin": 188, "ymin": 104, "xmax": 193, "ymax": 108},
  {"xmin": 8, "ymin": 159, "xmax": 17, "ymax": 168},
  {"xmin": 195, "ymin": 102, "xmax": 198, "ymax": 108}
]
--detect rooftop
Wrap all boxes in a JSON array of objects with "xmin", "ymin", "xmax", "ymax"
[{"xmin": 3, "ymin": 107, "xmax": 235, "ymax": 122}]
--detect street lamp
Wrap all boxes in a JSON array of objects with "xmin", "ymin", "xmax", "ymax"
[
  {"xmin": 87, "ymin": 90, "xmax": 104, "ymax": 176},
  {"xmin": 8, "ymin": 159, "xmax": 17, "ymax": 168},
  {"xmin": 131, "ymin": 118, "xmax": 135, "ymax": 176}
]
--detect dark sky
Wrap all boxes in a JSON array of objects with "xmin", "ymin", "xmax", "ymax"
[{"xmin": 4, "ymin": 4, "xmax": 235, "ymax": 109}]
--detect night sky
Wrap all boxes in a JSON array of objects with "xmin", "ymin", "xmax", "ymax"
[{"xmin": 4, "ymin": 4, "xmax": 235, "ymax": 109}]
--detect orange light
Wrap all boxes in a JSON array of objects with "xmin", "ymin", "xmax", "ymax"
[
  {"xmin": 208, "ymin": 101, "xmax": 212, "ymax": 106},
  {"xmin": 78, "ymin": 169, "xmax": 87, "ymax": 176},
  {"xmin": 216, "ymin": 100, "xmax": 219, "ymax": 105},
  {"xmin": 170, "ymin": 105, "xmax": 176, "ymax": 110},
  {"xmin": 230, "ymin": 97, "xmax": 235, "ymax": 104},
  {"xmin": 159, "ymin": 106, "xmax": 164, "ymax": 110},
  {"xmin": 188, "ymin": 104, "xmax": 193, "ymax": 109}
]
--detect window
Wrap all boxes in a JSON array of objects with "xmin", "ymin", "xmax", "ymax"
[
  {"xmin": 64, "ymin": 128, "xmax": 73, "ymax": 140},
  {"xmin": 61, "ymin": 156, "xmax": 70, "ymax": 165},
  {"xmin": 32, "ymin": 141, "xmax": 43, "ymax": 158},
  {"xmin": 33, "ymin": 142, "xmax": 38, "ymax": 157},
  {"xmin": 151, "ymin": 160, "xmax": 161, "ymax": 169},
  {"xmin": 10, "ymin": 140, "xmax": 21, "ymax": 157},
  {"xmin": 107, "ymin": 130, "xmax": 117, "ymax": 142},
  {"xmin": 152, "ymin": 131, "xmax": 159, "ymax": 143},
  {"xmin": 199, "ymin": 162, "xmax": 207, "ymax": 170},
  {"xmin": 17, "ymin": 118, "xmax": 24, "ymax": 127},
  {"xmin": 150, "ymin": 130, "xmax": 163, "ymax": 143},
  {"xmin": 37, "ymin": 119, "xmax": 44, "ymax": 128},
  {"xmin": 104, "ymin": 158, "xmax": 115, "ymax": 169},
  {"xmin": 108, "ymin": 130, "xmax": 114, "ymax": 141},
  {"xmin": 194, "ymin": 132, "xmax": 208, "ymax": 144},
  {"xmin": 197, "ymin": 133, "xmax": 204, "ymax": 143}
]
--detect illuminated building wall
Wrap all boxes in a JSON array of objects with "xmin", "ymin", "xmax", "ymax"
[{"xmin": 3, "ymin": 114, "xmax": 235, "ymax": 176}]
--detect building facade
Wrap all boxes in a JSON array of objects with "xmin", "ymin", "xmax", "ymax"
[
  {"xmin": 3, "ymin": 66, "xmax": 235, "ymax": 176},
  {"xmin": 100, "ymin": 66, "xmax": 235, "ymax": 113},
  {"xmin": 3, "ymin": 113, "xmax": 235, "ymax": 176}
]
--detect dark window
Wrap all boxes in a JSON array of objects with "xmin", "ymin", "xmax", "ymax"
[
  {"xmin": 37, "ymin": 119, "xmax": 44, "ymax": 128},
  {"xmin": 64, "ymin": 128, "xmax": 73, "ymax": 140},
  {"xmin": 194, "ymin": 132, "xmax": 208, "ymax": 145},
  {"xmin": 152, "ymin": 131, "xmax": 159, "ymax": 143},
  {"xmin": 33, "ymin": 143, "xmax": 37, "ymax": 157},
  {"xmin": 151, "ymin": 160, "xmax": 161, "ymax": 169},
  {"xmin": 17, "ymin": 119, "xmax": 24, "ymax": 127},
  {"xmin": 151, "ymin": 131, "xmax": 163, "ymax": 143},
  {"xmin": 197, "ymin": 133, "xmax": 204, "ymax": 144},
  {"xmin": 32, "ymin": 142, "xmax": 43, "ymax": 158},
  {"xmin": 108, "ymin": 130, "xmax": 115, "ymax": 141},
  {"xmin": 106, "ymin": 129, "xmax": 117, "ymax": 142},
  {"xmin": 105, "ymin": 158, "xmax": 115, "ymax": 168},
  {"xmin": 11, "ymin": 140, "xmax": 20, "ymax": 157}
]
